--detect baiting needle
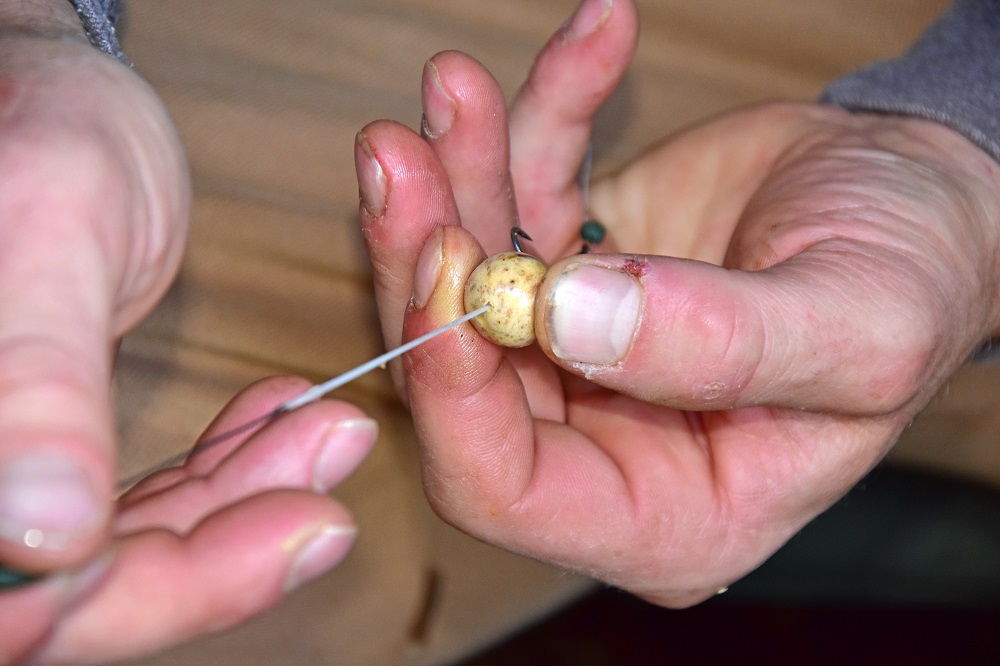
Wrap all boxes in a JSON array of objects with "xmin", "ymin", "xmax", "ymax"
[
  {"xmin": 119, "ymin": 303, "xmax": 491, "ymax": 490},
  {"xmin": 279, "ymin": 303, "xmax": 489, "ymax": 411}
]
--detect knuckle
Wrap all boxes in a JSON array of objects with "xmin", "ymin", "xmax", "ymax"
[{"xmin": 679, "ymin": 293, "xmax": 763, "ymax": 407}]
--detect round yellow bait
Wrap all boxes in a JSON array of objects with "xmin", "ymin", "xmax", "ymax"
[{"xmin": 464, "ymin": 251, "xmax": 547, "ymax": 347}]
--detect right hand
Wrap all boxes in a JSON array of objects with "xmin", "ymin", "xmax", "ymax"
[{"xmin": 1, "ymin": 9, "xmax": 373, "ymax": 663}]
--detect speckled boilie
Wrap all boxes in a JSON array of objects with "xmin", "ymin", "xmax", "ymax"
[{"xmin": 464, "ymin": 251, "xmax": 547, "ymax": 347}]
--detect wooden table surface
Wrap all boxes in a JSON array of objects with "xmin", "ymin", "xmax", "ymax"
[{"xmin": 108, "ymin": 1, "xmax": 994, "ymax": 664}]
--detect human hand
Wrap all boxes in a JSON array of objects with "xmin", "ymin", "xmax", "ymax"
[
  {"xmin": 0, "ymin": 5, "xmax": 372, "ymax": 661},
  {"xmin": 0, "ymin": 7, "xmax": 188, "ymax": 575},
  {"xmin": 3, "ymin": 376, "xmax": 374, "ymax": 664},
  {"xmin": 357, "ymin": 0, "xmax": 1000, "ymax": 607}
]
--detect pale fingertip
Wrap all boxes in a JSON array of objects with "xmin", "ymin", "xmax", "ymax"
[
  {"xmin": 283, "ymin": 523, "xmax": 357, "ymax": 593},
  {"xmin": 0, "ymin": 456, "xmax": 105, "ymax": 555},
  {"xmin": 311, "ymin": 418, "xmax": 378, "ymax": 493}
]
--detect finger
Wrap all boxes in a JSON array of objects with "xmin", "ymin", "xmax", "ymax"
[
  {"xmin": 356, "ymin": 120, "xmax": 462, "ymax": 392},
  {"xmin": 535, "ymin": 246, "xmax": 945, "ymax": 415},
  {"xmin": 0, "ymin": 205, "xmax": 116, "ymax": 573},
  {"xmin": 402, "ymin": 225, "xmax": 538, "ymax": 515},
  {"xmin": 34, "ymin": 491, "xmax": 355, "ymax": 665},
  {"xmin": 0, "ymin": 49, "xmax": 188, "ymax": 574},
  {"xmin": 0, "ymin": 582, "xmax": 54, "ymax": 663},
  {"xmin": 508, "ymin": 0, "xmax": 638, "ymax": 252},
  {"xmin": 186, "ymin": 376, "xmax": 316, "ymax": 475},
  {"xmin": 116, "ymin": 376, "xmax": 311, "ymax": 505},
  {"xmin": 405, "ymin": 225, "xmax": 654, "ymax": 570},
  {"xmin": 115, "ymin": 398, "xmax": 375, "ymax": 535},
  {"xmin": 421, "ymin": 51, "xmax": 520, "ymax": 257}
]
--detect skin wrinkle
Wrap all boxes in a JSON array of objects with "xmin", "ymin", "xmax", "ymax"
[
  {"xmin": 793, "ymin": 248, "xmax": 935, "ymax": 410},
  {"xmin": 627, "ymin": 456, "xmax": 695, "ymax": 574},
  {"xmin": 516, "ymin": 456, "xmax": 624, "ymax": 558},
  {"xmin": 706, "ymin": 285, "xmax": 761, "ymax": 405},
  {"xmin": 710, "ymin": 414, "xmax": 830, "ymax": 568},
  {"xmin": 109, "ymin": 115, "xmax": 187, "ymax": 325},
  {"xmin": 0, "ymin": 4, "xmax": 87, "ymax": 42},
  {"xmin": 9, "ymin": 48, "xmax": 187, "ymax": 338},
  {"xmin": 506, "ymin": 402, "xmax": 639, "ymax": 550},
  {"xmin": 736, "ymin": 196, "xmax": 968, "ymax": 410},
  {"xmin": 639, "ymin": 501, "xmax": 736, "ymax": 602},
  {"xmin": 0, "ymin": 334, "xmax": 109, "ymax": 410},
  {"xmin": 407, "ymin": 340, "xmax": 476, "ymax": 400},
  {"xmin": 746, "ymin": 282, "xmax": 808, "ymax": 407},
  {"xmin": 948, "ymin": 195, "xmax": 1000, "ymax": 334},
  {"xmin": 683, "ymin": 411, "xmax": 739, "ymax": 584},
  {"xmin": 858, "ymin": 249, "xmax": 971, "ymax": 402},
  {"xmin": 762, "ymin": 131, "xmax": 1000, "ymax": 331},
  {"xmin": 744, "ymin": 194, "xmax": 930, "ymax": 271}
]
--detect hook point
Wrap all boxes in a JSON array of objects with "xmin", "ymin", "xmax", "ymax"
[{"xmin": 510, "ymin": 227, "xmax": 532, "ymax": 253}]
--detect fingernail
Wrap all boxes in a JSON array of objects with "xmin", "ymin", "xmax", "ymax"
[
  {"xmin": 546, "ymin": 263, "xmax": 641, "ymax": 365},
  {"xmin": 355, "ymin": 132, "xmax": 387, "ymax": 217},
  {"xmin": 413, "ymin": 229, "xmax": 443, "ymax": 309},
  {"xmin": 565, "ymin": 0, "xmax": 612, "ymax": 41},
  {"xmin": 312, "ymin": 418, "xmax": 378, "ymax": 493},
  {"xmin": 284, "ymin": 524, "xmax": 357, "ymax": 593},
  {"xmin": 0, "ymin": 456, "xmax": 103, "ymax": 551},
  {"xmin": 421, "ymin": 60, "xmax": 455, "ymax": 139}
]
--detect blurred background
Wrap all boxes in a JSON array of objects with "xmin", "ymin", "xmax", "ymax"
[{"xmin": 112, "ymin": 1, "xmax": 999, "ymax": 663}]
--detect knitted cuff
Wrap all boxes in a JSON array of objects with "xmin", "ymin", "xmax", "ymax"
[{"xmin": 68, "ymin": 0, "xmax": 126, "ymax": 63}]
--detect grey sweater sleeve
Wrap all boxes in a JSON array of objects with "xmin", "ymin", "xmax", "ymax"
[
  {"xmin": 822, "ymin": 0, "xmax": 1000, "ymax": 164},
  {"xmin": 69, "ymin": 0, "xmax": 126, "ymax": 63}
]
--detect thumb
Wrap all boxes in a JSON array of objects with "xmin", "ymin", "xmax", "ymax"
[
  {"xmin": 0, "ymin": 221, "xmax": 116, "ymax": 573},
  {"xmin": 0, "ymin": 42, "xmax": 189, "ymax": 574},
  {"xmin": 535, "ymin": 247, "xmax": 942, "ymax": 415},
  {"xmin": 0, "ymin": 165, "xmax": 124, "ymax": 572}
]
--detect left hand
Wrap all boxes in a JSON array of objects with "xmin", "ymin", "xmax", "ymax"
[
  {"xmin": 0, "ymin": 7, "xmax": 374, "ymax": 659},
  {"xmin": 4, "ymin": 377, "xmax": 374, "ymax": 664}
]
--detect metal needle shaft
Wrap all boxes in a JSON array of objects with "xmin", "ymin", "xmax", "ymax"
[
  {"xmin": 279, "ymin": 304, "xmax": 489, "ymax": 411},
  {"xmin": 112, "ymin": 304, "xmax": 490, "ymax": 495}
]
